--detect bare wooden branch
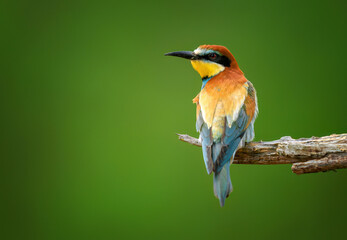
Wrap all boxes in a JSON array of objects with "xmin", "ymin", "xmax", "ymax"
[
  {"xmin": 177, "ymin": 133, "xmax": 347, "ymax": 174},
  {"xmin": 291, "ymin": 153, "xmax": 347, "ymax": 174}
]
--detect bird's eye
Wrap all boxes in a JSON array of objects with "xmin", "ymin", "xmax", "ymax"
[{"xmin": 208, "ymin": 53, "xmax": 217, "ymax": 60}]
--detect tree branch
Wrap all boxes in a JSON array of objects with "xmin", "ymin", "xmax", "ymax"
[{"xmin": 177, "ymin": 133, "xmax": 347, "ymax": 174}]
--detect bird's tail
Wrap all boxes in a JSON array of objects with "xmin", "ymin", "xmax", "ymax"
[{"xmin": 213, "ymin": 162, "xmax": 232, "ymax": 207}]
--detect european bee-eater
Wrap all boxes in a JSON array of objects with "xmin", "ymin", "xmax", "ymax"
[{"xmin": 165, "ymin": 45, "xmax": 258, "ymax": 207}]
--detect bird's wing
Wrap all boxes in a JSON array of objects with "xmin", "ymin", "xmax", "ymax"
[
  {"xmin": 195, "ymin": 80, "xmax": 257, "ymax": 174},
  {"xmin": 243, "ymin": 81, "xmax": 258, "ymax": 142},
  {"xmin": 194, "ymin": 94, "xmax": 213, "ymax": 174},
  {"xmin": 215, "ymin": 81, "xmax": 257, "ymax": 172}
]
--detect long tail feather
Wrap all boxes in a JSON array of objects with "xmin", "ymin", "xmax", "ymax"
[{"xmin": 213, "ymin": 162, "xmax": 232, "ymax": 207}]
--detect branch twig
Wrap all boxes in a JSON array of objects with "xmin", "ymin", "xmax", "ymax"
[{"xmin": 177, "ymin": 133, "xmax": 347, "ymax": 174}]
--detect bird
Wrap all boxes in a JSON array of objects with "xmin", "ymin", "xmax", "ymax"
[{"xmin": 165, "ymin": 45, "xmax": 258, "ymax": 207}]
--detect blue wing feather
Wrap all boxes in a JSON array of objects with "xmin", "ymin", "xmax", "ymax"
[
  {"xmin": 197, "ymin": 111, "xmax": 213, "ymax": 174},
  {"xmin": 196, "ymin": 104, "xmax": 250, "ymax": 174},
  {"xmin": 214, "ymin": 106, "xmax": 249, "ymax": 173}
]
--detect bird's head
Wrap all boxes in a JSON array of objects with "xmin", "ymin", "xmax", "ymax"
[{"xmin": 165, "ymin": 45, "xmax": 241, "ymax": 79}]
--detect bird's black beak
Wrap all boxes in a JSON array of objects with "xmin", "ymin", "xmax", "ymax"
[{"xmin": 164, "ymin": 51, "xmax": 198, "ymax": 60}]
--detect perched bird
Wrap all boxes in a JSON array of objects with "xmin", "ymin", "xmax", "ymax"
[{"xmin": 165, "ymin": 45, "xmax": 258, "ymax": 206}]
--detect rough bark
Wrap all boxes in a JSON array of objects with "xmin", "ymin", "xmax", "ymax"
[
  {"xmin": 291, "ymin": 153, "xmax": 347, "ymax": 174},
  {"xmin": 177, "ymin": 133, "xmax": 347, "ymax": 174}
]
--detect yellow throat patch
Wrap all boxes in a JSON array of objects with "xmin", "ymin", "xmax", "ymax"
[{"xmin": 190, "ymin": 60, "xmax": 225, "ymax": 78}]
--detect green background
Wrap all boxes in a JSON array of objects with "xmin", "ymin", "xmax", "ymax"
[{"xmin": 2, "ymin": 0, "xmax": 346, "ymax": 239}]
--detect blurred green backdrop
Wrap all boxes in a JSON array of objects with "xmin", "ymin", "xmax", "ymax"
[{"xmin": 1, "ymin": 0, "xmax": 346, "ymax": 239}]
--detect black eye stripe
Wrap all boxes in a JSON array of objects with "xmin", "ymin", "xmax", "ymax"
[
  {"xmin": 208, "ymin": 53, "xmax": 217, "ymax": 59},
  {"xmin": 201, "ymin": 53, "xmax": 231, "ymax": 67}
]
